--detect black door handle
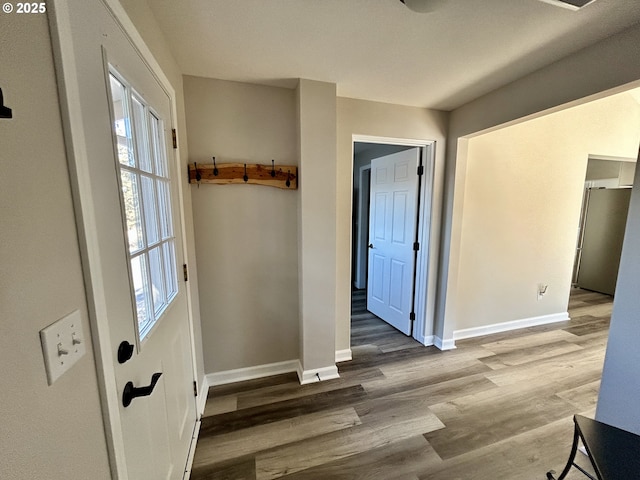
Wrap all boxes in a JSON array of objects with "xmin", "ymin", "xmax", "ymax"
[{"xmin": 122, "ymin": 372, "xmax": 162, "ymax": 407}]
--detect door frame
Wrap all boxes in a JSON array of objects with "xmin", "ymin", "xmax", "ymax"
[
  {"xmin": 352, "ymin": 135, "xmax": 438, "ymax": 345},
  {"xmin": 354, "ymin": 164, "xmax": 371, "ymax": 289},
  {"xmin": 48, "ymin": 1, "xmax": 200, "ymax": 478},
  {"xmin": 573, "ymin": 156, "xmax": 637, "ymax": 286}
]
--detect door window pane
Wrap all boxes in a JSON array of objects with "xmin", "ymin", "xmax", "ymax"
[
  {"xmin": 131, "ymin": 96, "xmax": 152, "ymax": 173},
  {"xmin": 163, "ymin": 241, "xmax": 178, "ymax": 300},
  {"xmin": 157, "ymin": 179, "xmax": 173, "ymax": 240},
  {"xmin": 131, "ymin": 254, "xmax": 151, "ymax": 335},
  {"xmin": 149, "ymin": 245, "xmax": 166, "ymax": 316},
  {"xmin": 120, "ymin": 170, "xmax": 144, "ymax": 253},
  {"xmin": 109, "ymin": 76, "xmax": 135, "ymax": 168},
  {"xmin": 108, "ymin": 69, "xmax": 179, "ymax": 341},
  {"xmin": 150, "ymin": 113, "xmax": 167, "ymax": 177},
  {"xmin": 141, "ymin": 174, "xmax": 159, "ymax": 246}
]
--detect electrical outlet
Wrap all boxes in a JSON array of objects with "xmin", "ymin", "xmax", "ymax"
[{"xmin": 40, "ymin": 310, "xmax": 86, "ymax": 385}]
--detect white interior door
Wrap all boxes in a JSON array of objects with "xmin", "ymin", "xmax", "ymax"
[
  {"xmin": 51, "ymin": 1, "xmax": 197, "ymax": 478},
  {"xmin": 367, "ymin": 149, "xmax": 420, "ymax": 335}
]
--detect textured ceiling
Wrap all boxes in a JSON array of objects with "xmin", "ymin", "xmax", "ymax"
[{"xmin": 147, "ymin": 0, "xmax": 640, "ymax": 111}]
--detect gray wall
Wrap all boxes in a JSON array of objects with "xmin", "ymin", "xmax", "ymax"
[
  {"xmin": 0, "ymin": 12, "xmax": 111, "ymax": 480},
  {"xmin": 297, "ymin": 79, "xmax": 338, "ymax": 374},
  {"xmin": 596, "ymin": 161, "xmax": 640, "ymax": 433},
  {"xmin": 184, "ymin": 76, "xmax": 300, "ymax": 373}
]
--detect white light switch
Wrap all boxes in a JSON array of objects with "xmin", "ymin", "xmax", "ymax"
[{"xmin": 40, "ymin": 310, "xmax": 86, "ymax": 385}]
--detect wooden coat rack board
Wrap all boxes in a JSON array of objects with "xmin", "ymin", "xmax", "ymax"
[{"xmin": 187, "ymin": 160, "xmax": 298, "ymax": 190}]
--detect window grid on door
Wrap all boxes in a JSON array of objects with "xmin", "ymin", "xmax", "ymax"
[{"xmin": 108, "ymin": 71, "xmax": 178, "ymax": 341}]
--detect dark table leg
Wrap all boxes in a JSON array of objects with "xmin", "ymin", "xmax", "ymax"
[{"xmin": 547, "ymin": 423, "xmax": 580, "ymax": 480}]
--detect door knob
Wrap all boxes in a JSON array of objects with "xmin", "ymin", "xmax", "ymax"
[
  {"xmin": 368, "ymin": 243, "xmax": 374, "ymax": 249},
  {"xmin": 117, "ymin": 340, "xmax": 134, "ymax": 364},
  {"xmin": 122, "ymin": 372, "xmax": 162, "ymax": 407}
]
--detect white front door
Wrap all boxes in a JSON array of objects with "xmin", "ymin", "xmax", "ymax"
[
  {"xmin": 367, "ymin": 149, "xmax": 420, "ymax": 335},
  {"xmin": 106, "ymin": 66, "xmax": 196, "ymax": 479},
  {"xmin": 50, "ymin": 1, "xmax": 197, "ymax": 478}
]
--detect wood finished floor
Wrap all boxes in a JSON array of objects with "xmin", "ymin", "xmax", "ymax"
[{"xmin": 192, "ymin": 288, "xmax": 611, "ymax": 480}]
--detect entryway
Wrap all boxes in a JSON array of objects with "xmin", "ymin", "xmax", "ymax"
[
  {"xmin": 350, "ymin": 137, "xmax": 438, "ymax": 348},
  {"xmin": 351, "ymin": 289, "xmax": 424, "ymax": 353},
  {"xmin": 572, "ymin": 157, "xmax": 636, "ymax": 296}
]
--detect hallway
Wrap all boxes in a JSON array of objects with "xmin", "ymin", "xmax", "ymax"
[{"xmin": 191, "ymin": 288, "xmax": 610, "ymax": 479}]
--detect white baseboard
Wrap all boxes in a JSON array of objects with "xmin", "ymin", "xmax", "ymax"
[
  {"xmin": 297, "ymin": 361, "xmax": 340, "ymax": 385},
  {"xmin": 453, "ymin": 312, "xmax": 570, "ymax": 341},
  {"xmin": 335, "ymin": 348, "xmax": 352, "ymax": 363},
  {"xmin": 434, "ymin": 336, "xmax": 456, "ymax": 350},
  {"xmin": 205, "ymin": 358, "xmax": 343, "ymax": 388},
  {"xmin": 205, "ymin": 359, "xmax": 299, "ymax": 387},
  {"xmin": 416, "ymin": 334, "xmax": 435, "ymax": 347}
]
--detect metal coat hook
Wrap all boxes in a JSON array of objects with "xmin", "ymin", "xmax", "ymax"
[
  {"xmin": 286, "ymin": 170, "xmax": 291, "ymax": 188},
  {"xmin": 0, "ymin": 88, "xmax": 12, "ymax": 119},
  {"xmin": 271, "ymin": 159, "xmax": 276, "ymax": 178},
  {"xmin": 243, "ymin": 163, "xmax": 249, "ymax": 183},
  {"xmin": 212, "ymin": 156, "xmax": 219, "ymax": 176},
  {"xmin": 194, "ymin": 162, "xmax": 202, "ymax": 188}
]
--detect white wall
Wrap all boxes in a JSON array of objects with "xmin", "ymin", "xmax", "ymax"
[
  {"xmin": 184, "ymin": 76, "xmax": 299, "ymax": 373},
  {"xmin": 0, "ymin": 12, "xmax": 111, "ymax": 480},
  {"xmin": 336, "ymin": 98, "xmax": 449, "ymax": 351},
  {"xmin": 456, "ymin": 91, "xmax": 640, "ymax": 334},
  {"xmin": 442, "ymin": 22, "xmax": 640, "ymax": 343}
]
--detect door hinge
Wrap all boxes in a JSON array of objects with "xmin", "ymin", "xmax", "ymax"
[
  {"xmin": 413, "ymin": 242, "xmax": 420, "ymax": 251},
  {"xmin": 409, "ymin": 312, "xmax": 416, "ymax": 321},
  {"xmin": 193, "ymin": 381, "xmax": 198, "ymax": 397},
  {"xmin": 172, "ymin": 128, "xmax": 177, "ymax": 149},
  {"xmin": 183, "ymin": 263, "xmax": 188, "ymax": 282},
  {"xmin": 417, "ymin": 165, "xmax": 424, "ymax": 176}
]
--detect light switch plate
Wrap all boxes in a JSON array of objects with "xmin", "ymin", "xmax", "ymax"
[{"xmin": 40, "ymin": 310, "xmax": 86, "ymax": 385}]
